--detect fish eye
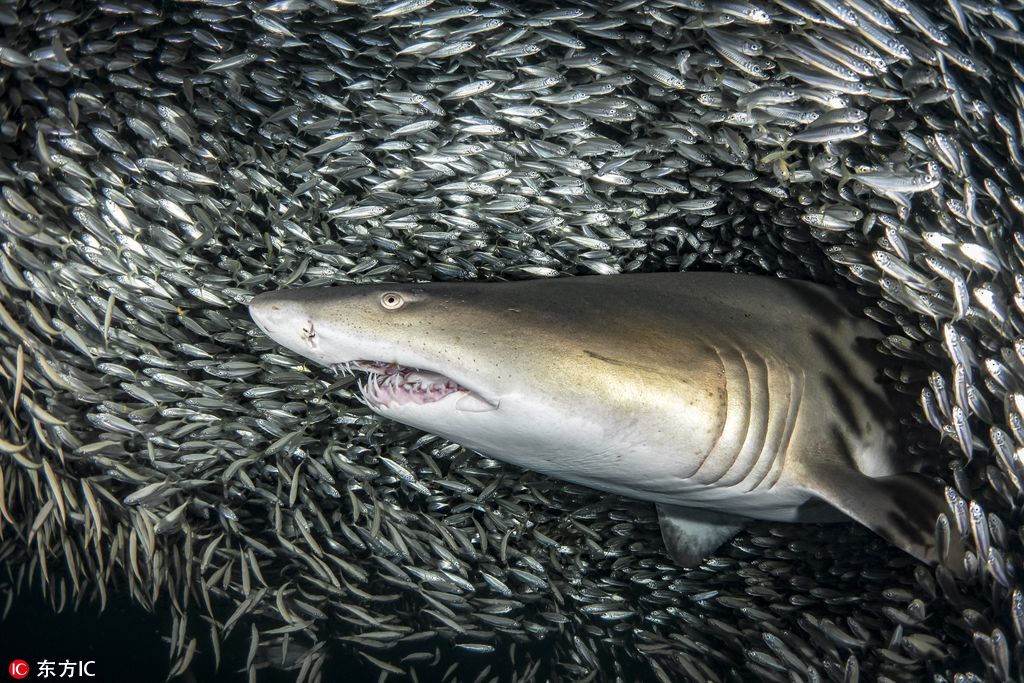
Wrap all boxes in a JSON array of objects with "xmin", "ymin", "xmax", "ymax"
[{"xmin": 380, "ymin": 292, "xmax": 405, "ymax": 310}]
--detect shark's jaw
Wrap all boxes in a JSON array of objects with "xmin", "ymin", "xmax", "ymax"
[{"xmin": 338, "ymin": 361, "xmax": 499, "ymax": 413}]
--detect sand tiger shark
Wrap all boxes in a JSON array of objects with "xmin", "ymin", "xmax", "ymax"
[{"xmin": 249, "ymin": 272, "xmax": 961, "ymax": 570}]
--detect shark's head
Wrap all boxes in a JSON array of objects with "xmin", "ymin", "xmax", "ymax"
[
  {"xmin": 248, "ymin": 278, "xmax": 720, "ymax": 488},
  {"xmin": 249, "ymin": 283, "xmax": 504, "ymax": 415},
  {"xmin": 250, "ymin": 282, "xmax": 582, "ymax": 470}
]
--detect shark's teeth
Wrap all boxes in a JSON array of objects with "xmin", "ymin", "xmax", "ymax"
[
  {"xmin": 353, "ymin": 377, "xmax": 372, "ymax": 408},
  {"xmin": 353, "ymin": 361, "xmax": 469, "ymax": 408}
]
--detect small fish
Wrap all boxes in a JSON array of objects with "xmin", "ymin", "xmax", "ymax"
[
  {"xmin": 791, "ymin": 122, "xmax": 868, "ymax": 143},
  {"xmin": 443, "ymin": 79, "xmax": 496, "ymax": 99},
  {"xmin": 852, "ymin": 165, "xmax": 941, "ymax": 193}
]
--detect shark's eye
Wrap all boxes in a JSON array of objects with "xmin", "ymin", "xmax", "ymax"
[{"xmin": 380, "ymin": 292, "xmax": 405, "ymax": 310}]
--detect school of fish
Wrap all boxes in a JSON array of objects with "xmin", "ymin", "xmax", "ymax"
[{"xmin": 0, "ymin": 0, "xmax": 1022, "ymax": 680}]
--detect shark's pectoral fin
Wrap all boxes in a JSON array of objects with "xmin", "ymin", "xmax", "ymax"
[
  {"xmin": 656, "ymin": 504, "xmax": 746, "ymax": 567},
  {"xmin": 799, "ymin": 462, "xmax": 965, "ymax": 576}
]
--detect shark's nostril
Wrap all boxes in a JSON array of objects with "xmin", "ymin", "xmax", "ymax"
[{"xmin": 301, "ymin": 320, "xmax": 317, "ymax": 348}]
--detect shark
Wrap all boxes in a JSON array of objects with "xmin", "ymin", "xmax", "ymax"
[{"xmin": 249, "ymin": 272, "xmax": 961, "ymax": 571}]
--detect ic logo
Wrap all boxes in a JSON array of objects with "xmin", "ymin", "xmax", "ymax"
[{"xmin": 8, "ymin": 660, "xmax": 29, "ymax": 680}]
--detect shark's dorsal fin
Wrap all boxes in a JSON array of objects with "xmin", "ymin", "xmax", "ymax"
[
  {"xmin": 798, "ymin": 462, "xmax": 965, "ymax": 575},
  {"xmin": 656, "ymin": 504, "xmax": 746, "ymax": 566}
]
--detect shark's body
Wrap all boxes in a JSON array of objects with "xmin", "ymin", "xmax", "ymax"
[{"xmin": 249, "ymin": 272, "xmax": 958, "ymax": 569}]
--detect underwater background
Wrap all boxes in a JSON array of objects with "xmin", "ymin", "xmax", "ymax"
[{"xmin": 0, "ymin": 0, "xmax": 1021, "ymax": 680}]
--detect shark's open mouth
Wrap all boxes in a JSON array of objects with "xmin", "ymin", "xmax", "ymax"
[{"xmin": 337, "ymin": 361, "xmax": 497, "ymax": 412}]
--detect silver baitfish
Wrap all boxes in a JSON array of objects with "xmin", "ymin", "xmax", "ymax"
[{"xmin": 0, "ymin": 0, "xmax": 1020, "ymax": 681}]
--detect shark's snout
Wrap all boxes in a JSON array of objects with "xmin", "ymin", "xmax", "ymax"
[
  {"xmin": 248, "ymin": 292, "xmax": 282, "ymax": 335},
  {"xmin": 249, "ymin": 292, "xmax": 312, "ymax": 352},
  {"xmin": 248, "ymin": 294, "xmax": 278, "ymax": 335}
]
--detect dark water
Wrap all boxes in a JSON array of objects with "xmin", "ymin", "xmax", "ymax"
[
  {"xmin": 0, "ymin": 584, "xmax": 552, "ymax": 683},
  {"xmin": 0, "ymin": 585, "xmax": 382, "ymax": 683}
]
